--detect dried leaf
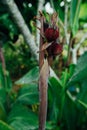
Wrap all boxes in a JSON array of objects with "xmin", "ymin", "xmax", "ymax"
[
  {"xmin": 51, "ymin": 12, "xmax": 58, "ymax": 26},
  {"xmin": 39, "ymin": 59, "xmax": 49, "ymax": 129},
  {"xmin": 37, "ymin": 42, "xmax": 52, "ymax": 53},
  {"xmin": 40, "ymin": 59, "xmax": 49, "ymax": 80}
]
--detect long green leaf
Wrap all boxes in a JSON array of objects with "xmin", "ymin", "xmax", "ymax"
[
  {"xmin": 67, "ymin": 52, "xmax": 87, "ymax": 86},
  {"xmin": 63, "ymin": 96, "xmax": 78, "ymax": 130},
  {"xmin": 15, "ymin": 67, "xmax": 39, "ymax": 85},
  {"xmin": 70, "ymin": 0, "xmax": 82, "ymax": 36},
  {"xmin": 0, "ymin": 64, "xmax": 5, "ymax": 88},
  {"xmin": 0, "ymin": 102, "xmax": 6, "ymax": 120},
  {"xmin": 0, "ymin": 120, "xmax": 14, "ymax": 130},
  {"xmin": 77, "ymin": 100, "xmax": 87, "ymax": 109},
  {"xmin": 48, "ymin": 77, "xmax": 63, "ymax": 122},
  {"xmin": 16, "ymin": 84, "xmax": 39, "ymax": 105},
  {"xmin": 76, "ymin": 80, "xmax": 87, "ymax": 108}
]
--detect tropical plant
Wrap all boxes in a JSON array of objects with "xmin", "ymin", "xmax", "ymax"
[{"xmin": 0, "ymin": 0, "xmax": 87, "ymax": 130}]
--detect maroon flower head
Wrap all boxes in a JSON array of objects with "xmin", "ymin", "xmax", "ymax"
[
  {"xmin": 47, "ymin": 42, "xmax": 63, "ymax": 56},
  {"xmin": 45, "ymin": 28, "xmax": 59, "ymax": 42}
]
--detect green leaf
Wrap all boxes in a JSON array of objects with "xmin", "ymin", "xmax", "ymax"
[
  {"xmin": 16, "ymin": 84, "xmax": 39, "ymax": 105},
  {"xmin": 0, "ymin": 64, "xmax": 5, "ymax": 88},
  {"xmin": 0, "ymin": 13, "xmax": 18, "ymax": 35},
  {"xmin": 50, "ymin": 0, "xmax": 64, "ymax": 22},
  {"xmin": 77, "ymin": 80, "xmax": 87, "ymax": 106},
  {"xmin": 48, "ymin": 77, "xmax": 63, "ymax": 122},
  {"xmin": 0, "ymin": 63, "xmax": 12, "ymax": 90},
  {"xmin": 0, "ymin": 87, "xmax": 6, "ymax": 103},
  {"xmin": 46, "ymin": 121, "xmax": 57, "ymax": 130},
  {"xmin": 60, "ymin": 69, "xmax": 69, "ymax": 87},
  {"xmin": 68, "ymin": 64, "xmax": 76, "ymax": 78},
  {"xmin": 6, "ymin": 72, "xmax": 13, "ymax": 90},
  {"xmin": 79, "ymin": 3, "xmax": 87, "ymax": 21},
  {"xmin": 0, "ymin": 120, "xmax": 14, "ymax": 130},
  {"xmin": 15, "ymin": 67, "xmax": 39, "ymax": 85},
  {"xmin": 70, "ymin": 0, "xmax": 82, "ymax": 36},
  {"xmin": 77, "ymin": 100, "xmax": 87, "ymax": 109},
  {"xmin": 67, "ymin": 52, "xmax": 87, "ymax": 86},
  {"xmin": 49, "ymin": 77, "xmax": 63, "ymax": 101},
  {"xmin": 8, "ymin": 104, "xmax": 38, "ymax": 130},
  {"xmin": 63, "ymin": 96, "xmax": 78, "ymax": 130},
  {"xmin": 0, "ymin": 102, "xmax": 6, "ymax": 120}
]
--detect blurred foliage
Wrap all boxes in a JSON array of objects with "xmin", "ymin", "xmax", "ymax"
[
  {"xmin": 3, "ymin": 37, "xmax": 37, "ymax": 80},
  {"xmin": 0, "ymin": 52, "xmax": 87, "ymax": 129}
]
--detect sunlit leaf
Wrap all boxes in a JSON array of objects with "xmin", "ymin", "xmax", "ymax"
[
  {"xmin": 15, "ymin": 67, "xmax": 39, "ymax": 85},
  {"xmin": 79, "ymin": 3, "xmax": 87, "ymax": 21}
]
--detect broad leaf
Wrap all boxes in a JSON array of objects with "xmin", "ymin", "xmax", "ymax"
[
  {"xmin": 77, "ymin": 80, "xmax": 87, "ymax": 106},
  {"xmin": 48, "ymin": 77, "xmax": 63, "ymax": 122},
  {"xmin": 48, "ymin": 77, "xmax": 63, "ymax": 103},
  {"xmin": 63, "ymin": 95, "xmax": 78, "ymax": 130},
  {"xmin": 15, "ymin": 67, "xmax": 39, "ymax": 85},
  {"xmin": 67, "ymin": 52, "xmax": 87, "ymax": 86},
  {"xmin": 16, "ymin": 84, "xmax": 39, "ymax": 105},
  {"xmin": 8, "ymin": 104, "xmax": 38, "ymax": 130}
]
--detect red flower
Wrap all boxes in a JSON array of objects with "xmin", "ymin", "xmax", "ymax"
[
  {"xmin": 45, "ymin": 28, "xmax": 59, "ymax": 42},
  {"xmin": 47, "ymin": 42, "xmax": 63, "ymax": 56}
]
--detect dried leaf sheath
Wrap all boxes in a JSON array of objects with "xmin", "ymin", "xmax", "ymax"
[
  {"xmin": 39, "ymin": 14, "xmax": 44, "ymax": 69},
  {"xmin": 39, "ymin": 59, "xmax": 49, "ymax": 130},
  {"xmin": 39, "ymin": 12, "xmax": 49, "ymax": 130}
]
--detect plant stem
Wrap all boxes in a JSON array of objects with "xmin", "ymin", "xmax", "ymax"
[
  {"xmin": 64, "ymin": 0, "xmax": 69, "ymax": 45},
  {"xmin": 36, "ymin": 0, "xmax": 45, "ymax": 46},
  {"xmin": 66, "ymin": 32, "xmax": 72, "ymax": 66},
  {"xmin": 39, "ymin": 13, "xmax": 49, "ymax": 130},
  {"xmin": 39, "ymin": 14, "xmax": 44, "ymax": 69}
]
